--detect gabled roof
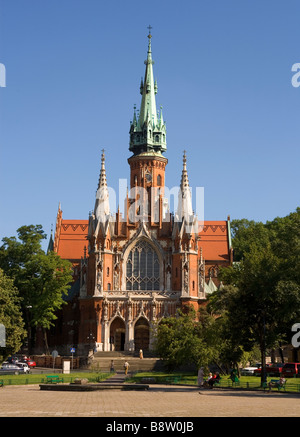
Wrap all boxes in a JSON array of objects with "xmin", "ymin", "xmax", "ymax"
[
  {"xmin": 53, "ymin": 213, "xmax": 231, "ymax": 264},
  {"xmin": 54, "ymin": 219, "xmax": 89, "ymax": 261},
  {"xmin": 198, "ymin": 220, "xmax": 232, "ymax": 262}
]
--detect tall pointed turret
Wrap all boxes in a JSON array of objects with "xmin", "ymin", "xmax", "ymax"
[
  {"xmin": 129, "ymin": 27, "xmax": 166, "ymax": 156},
  {"xmin": 94, "ymin": 149, "xmax": 110, "ymax": 222},
  {"xmin": 176, "ymin": 151, "xmax": 194, "ymax": 223}
]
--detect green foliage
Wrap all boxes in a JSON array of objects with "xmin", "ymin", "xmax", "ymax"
[
  {"xmin": 25, "ymin": 251, "xmax": 73, "ymax": 329},
  {"xmin": 153, "ymin": 306, "xmax": 216, "ymax": 371},
  {"xmin": 0, "ymin": 225, "xmax": 73, "ymax": 351},
  {"xmin": 0, "ymin": 269, "xmax": 26, "ymax": 362},
  {"xmin": 211, "ymin": 208, "xmax": 300, "ymax": 382}
]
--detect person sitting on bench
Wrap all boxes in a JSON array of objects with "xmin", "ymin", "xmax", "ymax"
[
  {"xmin": 268, "ymin": 376, "xmax": 286, "ymax": 391},
  {"xmin": 208, "ymin": 373, "xmax": 221, "ymax": 388}
]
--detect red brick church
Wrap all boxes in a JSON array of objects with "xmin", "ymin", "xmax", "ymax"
[{"xmin": 48, "ymin": 30, "xmax": 233, "ymax": 356}]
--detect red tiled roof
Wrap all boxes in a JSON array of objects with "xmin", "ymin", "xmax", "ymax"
[
  {"xmin": 56, "ymin": 220, "xmax": 88, "ymax": 261},
  {"xmin": 198, "ymin": 221, "xmax": 230, "ymax": 262},
  {"xmin": 54, "ymin": 218, "xmax": 230, "ymax": 263}
]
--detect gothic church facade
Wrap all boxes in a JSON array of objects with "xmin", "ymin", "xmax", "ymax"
[{"xmin": 51, "ymin": 31, "xmax": 233, "ymax": 355}]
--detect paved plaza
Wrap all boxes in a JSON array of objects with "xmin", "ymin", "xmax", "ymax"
[{"xmin": 0, "ymin": 383, "xmax": 300, "ymax": 417}]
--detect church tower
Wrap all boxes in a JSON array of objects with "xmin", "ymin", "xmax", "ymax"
[{"xmin": 128, "ymin": 28, "xmax": 168, "ymax": 227}]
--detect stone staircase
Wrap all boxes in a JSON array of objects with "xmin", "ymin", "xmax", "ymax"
[{"xmin": 90, "ymin": 351, "xmax": 165, "ymax": 373}]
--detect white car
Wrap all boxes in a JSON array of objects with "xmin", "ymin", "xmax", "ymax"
[
  {"xmin": 0, "ymin": 364, "xmax": 25, "ymax": 374},
  {"xmin": 16, "ymin": 362, "xmax": 31, "ymax": 373},
  {"xmin": 240, "ymin": 366, "xmax": 259, "ymax": 376}
]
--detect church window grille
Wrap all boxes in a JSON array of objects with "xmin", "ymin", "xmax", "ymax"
[{"xmin": 126, "ymin": 240, "xmax": 160, "ymax": 291}]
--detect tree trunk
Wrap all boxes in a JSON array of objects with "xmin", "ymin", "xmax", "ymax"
[
  {"xmin": 278, "ymin": 342, "xmax": 285, "ymax": 363},
  {"xmin": 260, "ymin": 341, "xmax": 267, "ymax": 386},
  {"xmin": 43, "ymin": 328, "xmax": 50, "ymax": 355},
  {"xmin": 235, "ymin": 362, "xmax": 241, "ymax": 377},
  {"xmin": 213, "ymin": 361, "xmax": 226, "ymax": 375}
]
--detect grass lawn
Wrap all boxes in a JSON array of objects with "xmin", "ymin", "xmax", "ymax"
[
  {"xmin": 127, "ymin": 371, "xmax": 300, "ymax": 393},
  {"xmin": 0, "ymin": 371, "xmax": 113, "ymax": 386}
]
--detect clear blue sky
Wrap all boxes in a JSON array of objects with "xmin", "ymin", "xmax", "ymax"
[{"xmin": 1, "ymin": 0, "xmax": 300, "ymax": 251}]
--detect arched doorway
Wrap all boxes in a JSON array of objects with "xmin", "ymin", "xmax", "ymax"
[
  {"xmin": 134, "ymin": 317, "xmax": 149, "ymax": 351},
  {"xmin": 110, "ymin": 317, "xmax": 126, "ymax": 351}
]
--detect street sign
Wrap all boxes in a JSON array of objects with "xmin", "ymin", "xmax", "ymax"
[
  {"xmin": 51, "ymin": 350, "xmax": 58, "ymax": 359},
  {"xmin": 70, "ymin": 348, "xmax": 75, "ymax": 353},
  {"xmin": 51, "ymin": 350, "xmax": 58, "ymax": 370}
]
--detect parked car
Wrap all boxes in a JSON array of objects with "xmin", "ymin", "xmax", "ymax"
[
  {"xmin": 0, "ymin": 364, "xmax": 25, "ymax": 374},
  {"xmin": 25, "ymin": 358, "xmax": 36, "ymax": 368},
  {"xmin": 281, "ymin": 363, "xmax": 300, "ymax": 378},
  {"xmin": 16, "ymin": 362, "xmax": 30, "ymax": 373},
  {"xmin": 254, "ymin": 363, "xmax": 284, "ymax": 377},
  {"xmin": 240, "ymin": 366, "xmax": 259, "ymax": 376}
]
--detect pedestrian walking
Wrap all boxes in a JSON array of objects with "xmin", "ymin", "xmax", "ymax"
[
  {"xmin": 124, "ymin": 361, "xmax": 129, "ymax": 375},
  {"xmin": 110, "ymin": 360, "xmax": 115, "ymax": 372}
]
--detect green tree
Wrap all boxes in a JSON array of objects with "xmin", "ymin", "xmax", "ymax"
[
  {"xmin": 0, "ymin": 225, "xmax": 73, "ymax": 353},
  {"xmin": 0, "ymin": 269, "xmax": 26, "ymax": 362},
  {"xmin": 230, "ymin": 219, "xmax": 269, "ymax": 262},
  {"xmin": 153, "ymin": 306, "xmax": 216, "ymax": 372},
  {"xmin": 212, "ymin": 239, "xmax": 300, "ymax": 385},
  {"xmin": 266, "ymin": 208, "xmax": 300, "ymax": 284}
]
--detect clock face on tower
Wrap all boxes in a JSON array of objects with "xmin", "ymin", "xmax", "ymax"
[{"xmin": 145, "ymin": 172, "xmax": 152, "ymax": 183}]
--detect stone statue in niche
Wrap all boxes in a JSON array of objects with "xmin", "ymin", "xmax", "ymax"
[
  {"xmin": 184, "ymin": 268, "xmax": 189, "ymax": 294},
  {"xmin": 103, "ymin": 298, "xmax": 108, "ymax": 321},
  {"xmin": 114, "ymin": 270, "xmax": 119, "ymax": 291}
]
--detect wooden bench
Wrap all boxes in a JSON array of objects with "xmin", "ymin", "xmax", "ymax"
[{"xmin": 46, "ymin": 375, "xmax": 64, "ymax": 384}]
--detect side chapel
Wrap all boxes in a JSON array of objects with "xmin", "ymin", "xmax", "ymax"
[{"xmin": 49, "ymin": 30, "xmax": 233, "ymax": 355}]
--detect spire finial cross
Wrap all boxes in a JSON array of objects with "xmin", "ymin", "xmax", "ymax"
[{"xmin": 147, "ymin": 25, "xmax": 152, "ymax": 37}]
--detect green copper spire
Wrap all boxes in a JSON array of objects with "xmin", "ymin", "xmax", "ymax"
[{"xmin": 129, "ymin": 27, "xmax": 167, "ymax": 156}]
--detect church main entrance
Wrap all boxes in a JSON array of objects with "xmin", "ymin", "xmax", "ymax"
[
  {"xmin": 134, "ymin": 318, "xmax": 149, "ymax": 351},
  {"xmin": 110, "ymin": 317, "xmax": 125, "ymax": 351}
]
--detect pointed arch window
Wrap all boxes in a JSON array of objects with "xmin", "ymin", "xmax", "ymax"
[{"xmin": 126, "ymin": 240, "xmax": 160, "ymax": 290}]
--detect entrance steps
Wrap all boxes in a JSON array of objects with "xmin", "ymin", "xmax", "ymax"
[{"xmin": 90, "ymin": 352, "xmax": 165, "ymax": 373}]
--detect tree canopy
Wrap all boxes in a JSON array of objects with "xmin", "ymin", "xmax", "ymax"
[
  {"xmin": 0, "ymin": 268, "xmax": 26, "ymax": 362},
  {"xmin": 0, "ymin": 225, "xmax": 73, "ymax": 353},
  {"xmin": 208, "ymin": 208, "xmax": 300, "ymax": 383},
  {"xmin": 153, "ymin": 208, "xmax": 300, "ymax": 379}
]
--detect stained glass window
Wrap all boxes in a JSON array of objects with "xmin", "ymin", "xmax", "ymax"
[{"xmin": 126, "ymin": 240, "xmax": 160, "ymax": 291}]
